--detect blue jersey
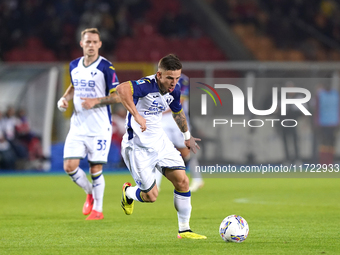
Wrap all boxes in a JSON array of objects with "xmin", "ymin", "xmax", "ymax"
[
  {"xmin": 123, "ymin": 74, "xmax": 182, "ymax": 147},
  {"xmin": 69, "ymin": 56, "xmax": 119, "ymax": 135}
]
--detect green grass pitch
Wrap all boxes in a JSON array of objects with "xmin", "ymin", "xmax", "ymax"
[{"xmin": 0, "ymin": 173, "xmax": 339, "ymax": 255}]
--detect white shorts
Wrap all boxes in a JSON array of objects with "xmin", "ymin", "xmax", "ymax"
[
  {"xmin": 162, "ymin": 113, "xmax": 186, "ymax": 148},
  {"xmin": 64, "ymin": 132, "xmax": 112, "ymax": 164},
  {"xmin": 121, "ymin": 134, "xmax": 185, "ymax": 192}
]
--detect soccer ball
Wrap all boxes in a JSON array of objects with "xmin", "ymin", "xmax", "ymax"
[{"xmin": 219, "ymin": 215, "xmax": 249, "ymax": 243}]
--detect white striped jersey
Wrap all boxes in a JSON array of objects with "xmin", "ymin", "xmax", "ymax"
[
  {"xmin": 123, "ymin": 74, "xmax": 182, "ymax": 147},
  {"xmin": 69, "ymin": 56, "xmax": 119, "ymax": 136}
]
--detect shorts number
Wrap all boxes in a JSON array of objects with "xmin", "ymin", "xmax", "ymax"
[{"xmin": 97, "ymin": 140, "xmax": 107, "ymax": 151}]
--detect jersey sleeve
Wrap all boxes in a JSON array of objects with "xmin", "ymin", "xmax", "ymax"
[
  {"xmin": 169, "ymin": 87, "xmax": 183, "ymax": 113},
  {"xmin": 69, "ymin": 58, "xmax": 80, "ymax": 87},
  {"xmin": 106, "ymin": 65, "xmax": 119, "ymax": 94},
  {"xmin": 129, "ymin": 78, "xmax": 152, "ymax": 98}
]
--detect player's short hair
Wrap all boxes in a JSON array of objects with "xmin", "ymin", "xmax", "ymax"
[
  {"xmin": 81, "ymin": 28, "xmax": 101, "ymax": 40},
  {"xmin": 158, "ymin": 54, "xmax": 182, "ymax": 71}
]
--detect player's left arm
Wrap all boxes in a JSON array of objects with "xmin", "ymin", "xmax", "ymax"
[
  {"xmin": 172, "ymin": 110, "xmax": 188, "ymax": 133},
  {"xmin": 172, "ymin": 110, "xmax": 201, "ymax": 154}
]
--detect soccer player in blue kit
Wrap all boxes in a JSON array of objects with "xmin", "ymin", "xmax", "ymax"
[
  {"xmin": 117, "ymin": 54, "xmax": 206, "ymax": 239},
  {"xmin": 57, "ymin": 28, "xmax": 119, "ymax": 220}
]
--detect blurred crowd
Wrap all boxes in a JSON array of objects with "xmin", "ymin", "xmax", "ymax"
[
  {"xmin": 0, "ymin": 0, "xmax": 201, "ymax": 62},
  {"xmin": 0, "ymin": 0, "xmax": 138, "ymax": 61},
  {"xmin": 209, "ymin": 0, "xmax": 340, "ymax": 61},
  {"xmin": 0, "ymin": 106, "xmax": 44, "ymax": 170},
  {"xmin": 2, "ymin": 0, "xmax": 340, "ymax": 62}
]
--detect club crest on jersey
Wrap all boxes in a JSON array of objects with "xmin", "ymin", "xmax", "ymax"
[
  {"xmin": 91, "ymin": 71, "xmax": 97, "ymax": 77},
  {"xmin": 166, "ymin": 95, "xmax": 174, "ymax": 105}
]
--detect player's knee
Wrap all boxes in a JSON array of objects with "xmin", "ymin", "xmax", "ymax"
[
  {"xmin": 175, "ymin": 175, "xmax": 189, "ymax": 191},
  {"xmin": 63, "ymin": 161, "xmax": 78, "ymax": 173},
  {"xmin": 63, "ymin": 164, "xmax": 73, "ymax": 173}
]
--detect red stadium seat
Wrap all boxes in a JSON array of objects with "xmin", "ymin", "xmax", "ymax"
[
  {"xmin": 134, "ymin": 51, "xmax": 148, "ymax": 62},
  {"xmin": 149, "ymin": 49, "xmax": 162, "ymax": 62},
  {"xmin": 183, "ymin": 38, "xmax": 198, "ymax": 49},
  {"xmin": 116, "ymin": 49, "xmax": 134, "ymax": 62},
  {"xmin": 70, "ymin": 48, "xmax": 83, "ymax": 60},
  {"xmin": 39, "ymin": 50, "xmax": 58, "ymax": 62},
  {"xmin": 211, "ymin": 49, "xmax": 226, "ymax": 60},
  {"xmin": 24, "ymin": 50, "xmax": 41, "ymax": 62},
  {"xmin": 25, "ymin": 37, "xmax": 44, "ymax": 49},
  {"xmin": 4, "ymin": 48, "xmax": 25, "ymax": 62},
  {"xmin": 134, "ymin": 22, "xmax": 156, "ymax": 37},
  {"xmin": 166, "ymin": 38, "xmax": 182, "ymax": 51},
  {"xmin": 116, "ymin": 37, "xmax": 135, "ymax": 51},
  {"xmin": 196, "ymin": 50, "xmax": 211, "ymax": 61},
  {"xmin": 177, "ymin": 50, "xmax": 194, "ymax": 61},
  {"xmin": 197, "ymin": 37, "xmax": 215, "ymax": 48}
]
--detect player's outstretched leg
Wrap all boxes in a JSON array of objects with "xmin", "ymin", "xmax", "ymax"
[
  {"xmin": 83, "ymin": 194, "xmax": 94, "ymax": 215},
  {"xmin": 177, "ymin": 230, "xmax": 207, "ymax": 239},
  {"xmin": 174, "ymin": 189, "xmax": 207, "ymax": 239},
  {"xmin": 86, "ymin": 209, "xmax": 104, "ymax": 220},
  {"xmin": 86, "ymin": 170, "xmax": 105, "ymax": 220},
  {"xmin": 66, "ymin": 166, "xmax": 93, "ymax": 215},
  {"xmin": 121, "ymin": 182, "xmax": 157, "ymax": 215},
  {"xmin": 121, "ymin": 182, "xmax": 135, "ymax": 215},
  {"xmin": 165, "ymin": 169, "xmax": 206, "ymax": 239}
]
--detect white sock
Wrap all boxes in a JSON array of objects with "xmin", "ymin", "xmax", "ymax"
[
  {"xmin": 67, "ymin": 167, "xmax": 92, "ymax": 194},
  {"xmin": 174, "ymin": 190, "xmax": 192, "ymax": 231},
  {"xmin": 91, "ymin": 171, "xmax": 105, "ymax": 212},
  {"xmin": 126, "ymin": 185, "xmax": 139, "ymax": 200},
  {"xmin": 155, "ymin": 171, "xmax": 163, "ymax": 188}
]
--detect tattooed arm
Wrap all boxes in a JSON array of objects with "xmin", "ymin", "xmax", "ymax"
[
  {"xmin": 172, "ymin": 110, "xmax": 188, "ymax": 133},
  {"xmin": 80, "ymin": 92, "xmax": 121, "ymax": 109},
  {"xmin": 172, "ymin": 110, "xmax": 201, "ymax": 153}
]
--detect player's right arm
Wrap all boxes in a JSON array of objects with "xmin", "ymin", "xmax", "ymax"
[
  {"xmin": 57, "ymin": 84, "xmax": 74, "ymax": 112},
  {"xmin": 116, "ymin": 81, "xmax": 146, "ymax": 132}
]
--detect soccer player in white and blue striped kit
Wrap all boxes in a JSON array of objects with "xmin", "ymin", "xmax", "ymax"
[
  {"xmin": 156, "ymin": 74, "xmax": 204, "ymax": 192},
  {"xmin": 57, "ymin": 28, "xmax": 119, "ymax": 220},
  {"xmin": 117, "ymin": 54, "xmax": 206, "ymax": 239}
]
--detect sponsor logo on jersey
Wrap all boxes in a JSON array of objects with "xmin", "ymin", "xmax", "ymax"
[{"xmin": 144, "ymin": 100, "xmax": 165, "ymax": 115}]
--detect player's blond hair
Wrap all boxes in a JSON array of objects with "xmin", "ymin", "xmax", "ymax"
[{"xmin": 81, "ymin": 28, "xmax": 101, "ymax": 40}]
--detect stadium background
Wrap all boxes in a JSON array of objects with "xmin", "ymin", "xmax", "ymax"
[
  {"xmin": 1, "ymin": 0, "xmax": 339, "ymax": 172},
  {"xmin": 1, "ymin": 1, "xmax": 340, "ymax": 255}
]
